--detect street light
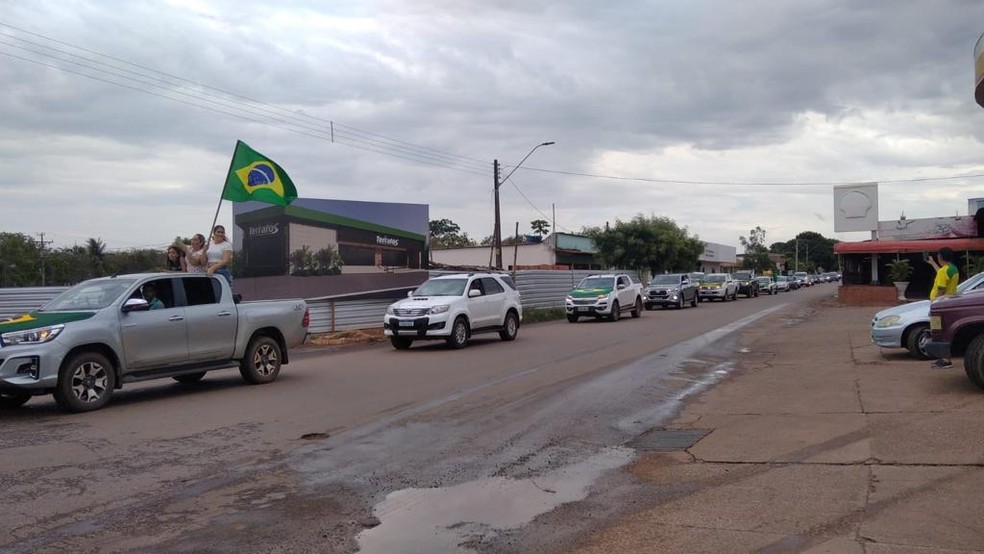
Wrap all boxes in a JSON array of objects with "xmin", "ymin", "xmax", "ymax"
[{"xmin": 493, "ymin": 141, "xmax": 555, "ymax": 269}]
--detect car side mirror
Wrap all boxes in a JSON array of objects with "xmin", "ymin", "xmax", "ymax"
[
  {"xmin": 407, "ymin": 291, "xmax": 414, "ymax": 297},
  {"xmin": 468, "ymin": 289, "xmax": 481, "ymax": 298},
  {"xmin": 122, "ymin": 298, "xmax": 150, "ymax": 313},
  {"xmin": 617, "ymin": 283, "xmax": 626, "ymax": 290}
]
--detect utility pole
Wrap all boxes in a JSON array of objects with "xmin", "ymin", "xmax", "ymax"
[
  {"xmin": 492, "ymin": 159, "xmax": 502, "ymax": 269},
  {"xmin": 492, "ymin": 142, "xmax": 555, "ymax": 269},
  {"xmin": 794, "ymin": 239, "xmax": 799, "ymax": 272},
  {"xmin": 35, "ymin": 232, "xmax": 52, "ymax": 286}
]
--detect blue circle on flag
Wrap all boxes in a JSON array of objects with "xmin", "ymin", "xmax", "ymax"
[{"xmin": 248, "ymin": 164, "xmax": 276, "ymax": 186}]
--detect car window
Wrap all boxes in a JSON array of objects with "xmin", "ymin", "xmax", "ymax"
[
  {"xmin": 469, "ymin": 278, "xmax": 486, "ymax": 296},
  {"xmin": 481, "ymin": 277, "xmax": 505, "ymax": 295},
  {"xmin": 499, "ymin": 275, "xmax": 518, "ymax": 291},
  {"xmin": 618, "ymin": 276, "xmax": 629, "ymax": 287},
  {"xmin": 414, "ymin": 278, "xmax": 468, "ymax": 296},
  {"xmin": 128, "ymin": 278, "xmax": 177, "ymax": 309},
  {"xmin": 183, "ymin": 276, "xmax": 218, "ymax": 306}
]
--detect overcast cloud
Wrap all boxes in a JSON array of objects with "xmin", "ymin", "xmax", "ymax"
[{"xmin": 2, "ymin": 0, "xmax": 984, "ymax": 252}]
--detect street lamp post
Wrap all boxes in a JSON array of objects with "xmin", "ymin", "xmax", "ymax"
[{"xmin": 493, "ymin": 141, "xmax": 555, "ymax": 269}]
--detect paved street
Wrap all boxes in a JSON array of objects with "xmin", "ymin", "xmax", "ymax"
[{"xmin": 8, "ymin": 284, "xmax": 977, "ymax": 553}]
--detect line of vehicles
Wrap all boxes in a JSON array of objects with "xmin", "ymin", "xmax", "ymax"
[{"xmin": 0, "ymin": 267, "xmax": 843, "ymax": 413}]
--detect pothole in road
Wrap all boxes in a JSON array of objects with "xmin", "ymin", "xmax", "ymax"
[{"xmin": 355, "ymin": 446, "xmax": 634, "ymax": 553}]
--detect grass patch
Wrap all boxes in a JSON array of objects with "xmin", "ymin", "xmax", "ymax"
[{"xmin": 523, "ymin": 307, "xmax": 567, "ymax": 323}]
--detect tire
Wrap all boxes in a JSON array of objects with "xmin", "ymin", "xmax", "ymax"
[
  {"xmin": 53, "ymin": 351, "xmax": 115, "ymax": 413},
  {"xmin": 499, "ymin": 311, "xmax": 519, "ymax": 340},
  {"xmin": 0, "ymin": 393, "xmax": 31, "ymax": 409},
  {"xmin": 608, "ymin": 301, "xmax": 620, "ymax": 322},
  {"xmin": 690, "ymin": 292, "xmax": 698, "ymax": 308},
  {"xmin": 905, "ymin": 324, "xmax": 931, "ymax": 360},
  {"xmin": 567, "ymin": 314, "xmax": 579, "ymax": 323},
  {"xmin": 676, "ymin": 296, "xmax": 684, "ymax": 309},
  {"xmin": 723, "ymin": 291, "xmax": 730, "ymax": 302},
  {"xmin": 631, "ymin": 298, "xmax": 642, "ymax": 318},
  {"xmin": 963, "ymin": 333, "xmax": 984, "ymax": 389},
  {"xmin": 239, "ymin": 336, "xmax": 282, "ymax": 384},
  {"xmin": 173, "ymin": 372, "xmax": 206, "ymax": 383},
  {"xmin": 446, "ymin": 317, "xmax": 469, "ymax": 349},
  {"xmin": 391, "ymin": 337, "xmax": 413, "ymax": 350},
  {"xmin": 754, "ymin": 289, "xmax": 759, "ymax": 298}
]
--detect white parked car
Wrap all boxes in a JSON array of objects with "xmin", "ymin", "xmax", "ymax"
[
  {"xmin": 871, "ymin": 271, "xmax": 984, "ymax": 358},
  {"xmin": 698, "ymin": 273, "xmax": 738, "ymax": 301},
  {"xmin": 383, "ymin": 273, "xmax": 522, "ymax": 350}
]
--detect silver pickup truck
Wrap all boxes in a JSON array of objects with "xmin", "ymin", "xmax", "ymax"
[{"xmin": 0, "ymin": 273, "xmax": 308, "ymax": 412}]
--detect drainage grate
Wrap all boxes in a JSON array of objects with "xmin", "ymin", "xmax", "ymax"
[{"xmin": 628, "ymin": 428, "xmax": 711, "ymax": 451}]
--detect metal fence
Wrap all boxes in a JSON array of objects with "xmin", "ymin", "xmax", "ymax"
[{"xmin": 0, "ymin": 270, "xmax": 630, "ymax": 333}]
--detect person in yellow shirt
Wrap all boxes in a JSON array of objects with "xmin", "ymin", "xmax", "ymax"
[{"xmin": 930, "ymin": 248, "xmax": 959, "ymax": 368}]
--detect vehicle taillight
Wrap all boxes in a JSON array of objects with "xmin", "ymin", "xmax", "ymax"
[{"xmin": 302, "ymin": 308, "xmax": 310, "ymax": 328}]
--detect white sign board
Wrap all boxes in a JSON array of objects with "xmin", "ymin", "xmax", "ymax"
[
  {"xmin": 877, "ymin": 216, "xmax": 976, "ymax": 240},
  {"xmin": 834, "ymin": 183, "xmax": 878, "ymax": 232}
]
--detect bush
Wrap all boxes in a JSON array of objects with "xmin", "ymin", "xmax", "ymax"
[{"xmin": 522, "ymin": 307, "xmax": 568, "ymax": 323}]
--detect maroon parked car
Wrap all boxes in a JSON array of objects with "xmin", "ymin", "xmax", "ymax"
[{"xmin": 925, "ymin": 288, "xmax": 984, "ymax": 389}]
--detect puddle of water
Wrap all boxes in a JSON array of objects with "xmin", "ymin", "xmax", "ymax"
[{"xmin": 356, "ymin": 447, "xmax": 634, "ymax": 554}]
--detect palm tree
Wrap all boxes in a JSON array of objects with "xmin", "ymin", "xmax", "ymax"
[{"xmin": 85, "ymin": 237, "xmax": 106, "ymax": 277}]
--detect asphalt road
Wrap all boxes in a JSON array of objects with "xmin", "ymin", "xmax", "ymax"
[{"xmin": 0, "ymin": 284, "xmax": 835, "ymax": 553}]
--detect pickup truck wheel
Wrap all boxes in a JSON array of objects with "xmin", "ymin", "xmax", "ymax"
[
  {"xmin": 0, "ymin": 393, "xmax": 31, "ymax": 409},
  {"xmin": 608, "ymin": 301, "xmax": 620, "ymax": 322},
  {"xmin": 239, "ymin": 336, "xmax": 282, "ymax": 384},
  {"xmin": 499, "ymin": 311, "xmax": 519, "ymax": 340},
  {"xmin": 963, "ymin": 334, "xmax": 984, "ymax": 389},
  {"xmin": 690, "ymin": 293, "xmax": 698, "ymax": 308},
  {"xmin": 567, "ymin": 314, "xmax": 579, "ymax": 323},
  {"xmin": 905, "ymin": 324, "xmax": 931, "ymax": 360},
  {"xmin": 53, "ymin": 352, "xmax": 115, "ymax": 412},
  {"xmin": 173, "ymin": 372, "xmax": 206, "ymax": 383},
  {"xmin": 446, "ymin": 317, "xmax": 469, "ymax": 349},
  {"xmin": 631, "ymin": 298, "xmax": 642, "ymax": 318},
  {"xmin": 391, "ymin": 337, "xmax": 413, "ymax": 350}
]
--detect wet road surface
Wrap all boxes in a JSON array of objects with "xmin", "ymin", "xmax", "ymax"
[{"xmin": 0, "ymin": 285, "xmax": 834, "ymax": 553}]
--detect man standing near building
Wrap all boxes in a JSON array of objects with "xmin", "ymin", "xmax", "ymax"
[{"xmin": 930, "ymin": 247, "xmax": 960, "ymax": 368}]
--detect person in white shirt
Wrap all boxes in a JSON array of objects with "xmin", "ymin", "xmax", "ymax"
[{"xmin": 207, "ymin": 225, "xmax": 234, "ymax": 285}]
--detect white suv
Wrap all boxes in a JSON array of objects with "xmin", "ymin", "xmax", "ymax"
[{"xmin": 383, "ymin": 273, "xmax": 523, "ymax": 349}]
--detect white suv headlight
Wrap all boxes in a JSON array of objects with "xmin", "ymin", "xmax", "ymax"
[
  {"xmin": 386, "ymin": 305, "xmax": 396, "ymax": 315},
  {"xmin": 1, "ymin": 324, "xmax": 65, "ymax": 346},
  {"xmin": 428, "ymin": 305, "xmax": 450, "ymax": 315}
]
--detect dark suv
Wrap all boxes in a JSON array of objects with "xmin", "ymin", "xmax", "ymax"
[
  {"xmin": 645, "ymin": 273, "xmax": 699, "ymax": 310},
  {"xmin": 733, "ymin": 271, "xmax": 760, "ymax": 298}
]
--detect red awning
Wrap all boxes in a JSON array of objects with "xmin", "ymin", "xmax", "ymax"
[{"xmin": 834, "ymin": 237, "xmax": 984, "ymax": 255}]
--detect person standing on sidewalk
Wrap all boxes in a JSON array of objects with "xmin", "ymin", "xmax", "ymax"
[{"xmin": 930, "ymin": 247, "xmax": 960, "ymax": 368}]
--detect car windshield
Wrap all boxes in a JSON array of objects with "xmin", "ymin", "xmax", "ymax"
[
  {"xmin": 40, "ymin": 279, "xmax": 136, "ymax": 311},
  {"xmin": 756, "ymin": 277, "xmax": 771, "ymax": 283},
  {"xmin": 957, "ymin": 271, "xmax": 984, "ymax": 293},
  {"xmin": 578, "ymin": 277, "xmax": 615, "ymax": 289},
  {"xmin": 794, "ymin": 272, "xmax": 807, "ymax": 278},
  {"xmin": 735, "ymin": 272, "xmax": 753, "ymax": 280},
  {"xmin": 704, "ymin": 274, "xmax": 726, "ymax": 283},
  {"xmin": 652, "ymin": 275, "xmax": 680, "ymax": 285},
  {"xmin": 413, "ymin": 278, "xmax": 467, "ymax": 296}
]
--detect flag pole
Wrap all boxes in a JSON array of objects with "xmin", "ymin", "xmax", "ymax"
[{"xmin": 208, "ymin": 141, "xmax": 241, "ymax": 248}]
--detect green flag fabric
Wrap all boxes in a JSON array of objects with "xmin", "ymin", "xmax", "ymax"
[{"xmin": 222, "ymin": 140, "xmax": 298, "ymax": 206}]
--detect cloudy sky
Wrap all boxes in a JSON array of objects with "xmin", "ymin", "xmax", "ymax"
[{"xmin": 3, "ymin": 0, "xmax": 984, "ymax": 253}]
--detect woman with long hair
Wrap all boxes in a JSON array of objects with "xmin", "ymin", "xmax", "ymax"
[
  {"xmin": 207, "ymin": 225, "xmax": 234, "ymax": 285},
  {"xmin": 165, "ymin": 245, "xmax": 186, "ymax": 272},
  {"xmin": 186, "ymin": 233, "xmax": 208, "ymax": 274}
]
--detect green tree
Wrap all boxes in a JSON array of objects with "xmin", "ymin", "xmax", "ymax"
[
  {"xmin": 739, "ymin": 226, "xmax": 775, "ymax": 273},
  {"xmin": 530, "ymin": 219, "xmax": 550, "ymax": 236},
  {"xmin": 0, "ymin": 233, "xmax": 39, "ymax": 287},
  {"xmin": 771, "ymin": 231, "xmax": 839, "ymax": 273},
  {"xmin": 429, "ymin": 218, "xmax": 476, "ymax": 248},
  {"xmin": 583, "ymin": 214, "xmax": 704, "ymax": 275}
]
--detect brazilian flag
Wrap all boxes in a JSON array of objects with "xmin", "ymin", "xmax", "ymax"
[{"xmin": 222, "ymin": 140, "xmax": 298, "ymax": 206}]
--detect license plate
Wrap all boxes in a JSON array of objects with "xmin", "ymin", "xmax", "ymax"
[
  {"xmin": 929, "ymin": 316, "xmax": 942, "ymax": 331},
  {"xmin": 399, "ymin": 320, "xmax": 415, "ymax": 327},
  {"xmin": 578, "ymin": 307, "xmax": 590, "ymax": 312}
]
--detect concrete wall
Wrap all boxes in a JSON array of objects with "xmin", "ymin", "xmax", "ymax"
[{"xmin": 431, "ymin": 243, "xmax": 553, "ymax": 268}]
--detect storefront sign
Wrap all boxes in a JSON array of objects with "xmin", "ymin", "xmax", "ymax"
[
  {"xmin": 248, "ymin": 223, "xmax": 280, "ymax": 237},
  {"xmin": 376, "ymin": 235, "xmax": 399, "ymax": 247}
]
